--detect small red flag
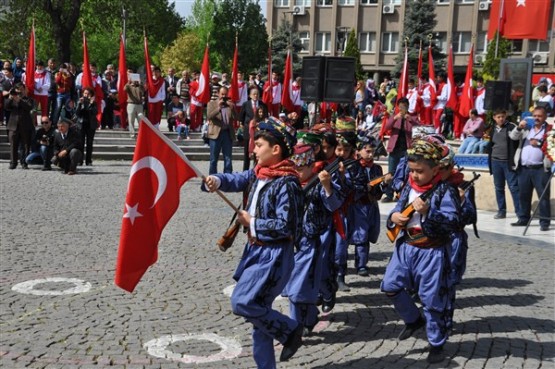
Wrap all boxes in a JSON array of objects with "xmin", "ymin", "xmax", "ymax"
[
  {"xmin": 25, "ymin": 24, "xmax": 35, "ymax": 98},
  {"xmin": 117, "ymin": 34, "xmax": 128, "ymax": 128},
  {"xmin": 262, "ymin": 47, "xmax": 273, "ymax": 112},
  {"xmin": 229, "ymin": 39, "xmax": 240, "ymax": 103},
  {"xmin": 458, "ymin": 45, "xmax": 474, "ymax": 118},
  {"xmin": 428, "ymin": 46, "xmax": 438, "ymax": 107},
  {"xmin": 196, "ymin": 44, "xmax": 211, "ymax": 104},
  {"xmin": 115, "ymin": 115, "xmax": 201, "ymax": 292},
  {"xmin": 397, "ymin": 45, "xmax": 408, "ymax": 101},
  {"xmin": 446, "ymin": 46, "xmax": 457, "ymax": 110},
  {"xmin": 281, "ymin": 49, "xmax": 294, "ymax": 113}
]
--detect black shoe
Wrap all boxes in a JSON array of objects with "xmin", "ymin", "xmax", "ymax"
[
  {"xmin": 280, "ymin": 324, "xmax": 303, "ymax": 362},
  {"xmin": 42, "ymin": 165, "xmax": 52, "ymax": 171},
  {"xmin": 321, "ymin": 294, "xmax": 336, "ymax": 313},
  {"xmin": 357, "ymin": 267, "xmax": 369, "ymax": 276},
  {"xmin": 397, "ymin": 316, "xmax": 425, "ymax": 341},
  {"xmin": 21, "ymin": 163, "xmax": 28, "ymax": 169},
  {"xmin": 315, "ymin": 295, "xmax": 323, "ymax": 306},
  {"xmin": 540, "ymin": 225, "xmax": 550, "ymax": 231},
  {"xmin": 85, "ymin": 161, "xmax": 92, "ymax": 166},
  {"xmin": 493, "ymin": 212, "xmax": 506, "ymax": 219},
  {"xmin": 511, "ymin": 220, "xmax": 528, "ymax": 226},
  {"xmin": 337, "ymin": 275, "xmax": 350, "ymax": 292},
  {"xmin": 427, "ymin": 345, "xmax": 445, "ymax": 364},
  {"xmin": 9, "ymin": 163, "xmax": 17, "ymax": 169}
]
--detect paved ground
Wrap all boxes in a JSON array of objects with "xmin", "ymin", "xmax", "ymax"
[{"xmin": 1, "ymin": 160, "xmax": 554, "ymax": 369}]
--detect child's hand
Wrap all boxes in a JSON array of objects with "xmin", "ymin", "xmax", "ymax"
[
  {"xmin": 391, "ymin": 212, "xmax": 409, "ymax": 226},
  {"xmin": 412, "ymin": 197, "xmax": 429, "ymax": 215},
  {"xmin": 384, "ymin": 172, "xmax": 393, "ymax": 184},
  {"xmin": 237, "ymin": 210, "xmax": 251, "ymax": 227},
  {"xmin": 203, "ymin": 176, "xmax": 219, "ymax": 192},
  {"xmin": 319, "ymin": 170, "xmax": 331, "ymax": 187}
]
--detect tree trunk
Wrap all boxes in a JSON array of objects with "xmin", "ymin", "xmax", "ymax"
[{"xmin": 43, "ymin": 0, "xmax": 81, "ymax": 63}]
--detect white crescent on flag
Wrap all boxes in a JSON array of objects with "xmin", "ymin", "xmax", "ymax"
[
  {"xmin": 128, "ymin": 156, "xmax": 167, "ymax": 208},
  {"xmin": 197, "ymin": 74, "xmax": 207, "ymax": 97}
]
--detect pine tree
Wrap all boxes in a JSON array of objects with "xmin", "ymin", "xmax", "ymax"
[
  {"xmin": 393, "ymin": 0, "xmax": 445, "ymax": 77},
  {"xmin": 270, "ymin": 18, "xmax": 303, "ymax": 77},
  {"xmin": 481, "ymin": 32, "xmax": 512, "ymax": 81},
  {"xmin": 343, "ymin": 29, "xmax": 364, "ymax": 81}
]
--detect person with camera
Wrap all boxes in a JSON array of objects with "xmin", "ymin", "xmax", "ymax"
[
  {"xmin": 52, "ymin": 118, "xmax": 83, "ymax": 175},
  {"xmin": 52, "ymin": 63, "xmax": 74, "ymax": 125},
  {"xmin": 76, "ymin": 86, "xmax": 98, "ymax": 166},
  {"xmin": 125, "ymin": 69, "xmax": 145, "ymax": 138},
  {"xmin": 26, "ymin": 117, "xmax": 56, "ymax": 170},
  {"xmin": 6, "ymin": 83, "xmax": 34, "ymax": 169},
  {"xmin": 207, "ymin": 86, "xmax": 236, "ymax": 174}
]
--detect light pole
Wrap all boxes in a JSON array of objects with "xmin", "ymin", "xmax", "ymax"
[{"xmin": 122, "ymin": 6, "xmax": 127, "ymax": 47}]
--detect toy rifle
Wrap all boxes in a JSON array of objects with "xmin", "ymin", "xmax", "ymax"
[
  {"xmin": 368, "ymin": 172, "xmax": 391, "ymax": 188},
  {"xmin": 217, "ymin": 205, "xmax": 242, "ymax": 252},
  {"xmin": 303, "ymin": 157, "xmax": 357, "ymax": 194},
  {"xmin": 385, "ymin": 171, "xmax": 481, "ymax": 243}
]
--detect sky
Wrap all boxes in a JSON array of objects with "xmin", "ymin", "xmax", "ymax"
[{"xmin": 171, "ymin": 0, "xmax": 268, "ymax": 20}]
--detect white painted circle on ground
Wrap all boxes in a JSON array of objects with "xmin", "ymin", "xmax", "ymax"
[
  {"xmin": 223, "ymin": 284, "xmax": 285, "ymax": 301},
  {"xmin": 144, "ymin": 333, "xmax": 242, "ymax": 364},
  {"xmin": 12, "ymin": 277, "xmax": 92, "ymax": 296}
]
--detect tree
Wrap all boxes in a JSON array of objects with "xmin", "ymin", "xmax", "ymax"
[
  {"xmin": 269, "ymin": 18, "xmax": 303, "ymax": 77},
  {"xmin": 481, "ymin": 32, "xmax": 512, "ymax": 82},
  {"xmin": 160, "ymin": 32, "xmax": 202, "ymax": 73},
  {"xmin": 394, "ymin": 0, "xmax": 445, "ymax": 77},
  {"xmin": 343, "ymin": 29, "xmax": 364, "ymax": 81}
]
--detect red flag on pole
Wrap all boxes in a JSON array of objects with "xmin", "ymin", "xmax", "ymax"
[
  {"xmin": 117, "ymin": 34, "xmax": 128, "ymax": 129},
  {"xmin": 487, "ymin": 0, "xmax": 506, "ymax": 40},
  {"xmin": 428, "ymin": 46, "xmax": 438, "ymax": 107},
  {"xmin": 144, "ymin": 33, "xmax": 164, "ymax": 99},
  {"xmin": 262, "ymin": 47, "xmax": 273, "ymax": 112},
  {"xmin": 446, "ymin": 46, "xmax": 457, "ymax": 110},
  {"xmin": 229, "ymin": 38, "xmax": 240, "ymax": 103},
  {"xmin": 195, "ymin": 44, "xmax": 211, "ymax": 104},
  {"xmin": 81, "ymin": 32, "xmax": 93, "ymax": 90},
  {"xmin": 25, "ymin": 23, "xmax": 35, "ymax": 98},
  {"xmin": 417, "ymin": 44, "xmax": 423, "ymax": 94},
  {"xmin": 458, "ymin": 45, "xmax": 474, "ymax": 118},
  {"xmin": 488, "ymin": 0, "xmax": 550, "ymax": 40},
  {"xmin": 115, "ymin": 114, "xmax": 201, "ymax": 292},
  {"xmin": 397, "ymin": 45, "xmax": 408, "ymax": 101},
  {"xmin": 281, "ymin": 49, "xmax": 294, "ymax": 113}
]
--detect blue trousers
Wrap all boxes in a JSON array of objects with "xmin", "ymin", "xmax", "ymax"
[
  {"xmin": 491, "ymin": 159, "xmax": 522, "ymax": 217},
  {"xmin": 458, "ymin": 136, "xmax": 479, "ymax": 154},
  {"xmin": 209, "ymin": 131, "xmax": 233, "ymax": 174},
  {"xmin": 319, "ymin": 229, "xmax": 336, "ymax": 301},
  {"xmin": 25, "ymin": 145, "xmax": 52, "ymax": 165},
  {"xmin": 354, "ymin": 243, "xmax": 369, "ymax": 270},
  {"xmin": 385, "ymin": 151, "xmax": 404, "ymax": 199},
  {"xmin": 517, "ymin": 166, "xmax": 551, "ymax": 227}
]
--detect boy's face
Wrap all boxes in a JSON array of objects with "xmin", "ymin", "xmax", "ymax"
[
  {"xmin": 408, "ymin": 161, "xmax": 439, "ymax": 187},
  {"xmin": 254, "ymin": 137, "xmax": 280, "ymax": 167},
  {"xmin": 358, "ymin": 145, "xmax": 374, "ymax": 161},
  {"xmin": 493, "ymin": 113, "xmax": 506, "ymax": 126},
  {"xmin": 335, "ymin": 143, "xmax": 352, "ymax": 160},
  {"xmin": 296, "ymin": 164, "xmax": 313, "ymax": 183},
  {"xmin": 321, "ymin": 140, "xmax": 336, "ymax": 160}
]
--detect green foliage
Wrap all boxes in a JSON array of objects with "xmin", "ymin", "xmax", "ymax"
[
  {"xmin": 160, "ymin": 32, "xmax": 202, "ymax": 73},
  {"xmin": 394, "ymin": 0, "xmax": 445, "ymax": 77},
  {"xmin": 269, "ymin": 18, "xmax": 302, "ymax": 76},
  {"xmin": 482, "ymin": 31, "xmax": 512, "ymax": 80},
  {"xmin": 343, "ymin": 29, "xmax": 364, "ymax": 81}
]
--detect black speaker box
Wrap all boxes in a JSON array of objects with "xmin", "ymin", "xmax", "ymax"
[
  {"xmin": 300, "ymin": 56, "xmax": 325, "ymax": 102},
  {"xmin": 323, "ymin": 57, "xmax": 356, "ymax": 103},
  {"xmin": 484, "ymin": 80, "xmax": 512, "ymax": 111}
]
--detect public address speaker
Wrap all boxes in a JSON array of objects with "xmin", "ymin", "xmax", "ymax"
[
  {"xmin": 300, "ymin": 56, "xmax": 355, "ymax": 103},
  {"xmin": 484, "ymin": 80, "xmax": 512, "ymax": 111}
]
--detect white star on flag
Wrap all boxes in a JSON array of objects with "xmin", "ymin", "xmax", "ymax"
[
  {"xmin": 123, "ymin": 203, "xmax": 143, "ymax": 225},
  {"xmin": 516, "ymin": 0, "xmax": 526, "ymax": 6}
]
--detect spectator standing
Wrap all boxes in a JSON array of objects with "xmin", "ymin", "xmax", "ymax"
[
  {"xmin": 1, "ymin": 67, "xmax": 16, "ymax": 124},
  {"xmin": 239, "ymin": 87, "xmax": 267, "ymax": 170},
  {"xmin": 125, "ymin": 71, "xmax": 145, "ymax": 138},
  {"xmin": 76, "ymin": 87, "xmax": 98, "ymax": 166},
  {"xmin": 146, "ymin": 66, "xmax": 166, "ymax": 128},
  {"xmin": 53, "ymin": 63, "xmax": 73, "ymax": 124},
  {"xmin": 6, "ymin": 83, "xmax": 34, "ymax": 169},
  {"xmin": 12, "ymin": 57, "xmax": 24, "ymax": 83},
  {"xmin": 176, "ymin": 70, "xmax": 191, "ymax": 116},
  {"xmin": 188, "ymin": 71, "xmax": 204, "ymax": 132},
  {"xmin": 207, "ymin": 86, "xmax": 236, "ymax": 174},
  {"xmin": 31, "ymin": 61, "xmax": 51, "ymax": 119},
  {"xmin": 46, "ymin": 58, "xmax": 57, "ymax": 119}
]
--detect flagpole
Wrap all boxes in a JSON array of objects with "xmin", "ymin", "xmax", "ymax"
[{"xmin": 137, "ymin": 114, "xmax": 240, "ymax": 213}]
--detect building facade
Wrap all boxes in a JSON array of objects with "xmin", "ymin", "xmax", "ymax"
[{"xmin": 267, "ymin": 0, "xmax": 555, "ymax": 78}]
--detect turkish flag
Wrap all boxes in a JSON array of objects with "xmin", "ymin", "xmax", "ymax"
[
  {"xmin": 458, "ymin": 45, "xmax": 474, "ymax": 118},
  {"xmin": 25, "ymin": 23, "xmax": 35, "ymax": 98},
  {"xmin": 428, "ymin": 46, "xmax": 438, "ymax": 106},
  {"xmin": 195, "ymin": 44, "xmax": 211, "ymax": 104},
  {"xmin": 115, "ymin": 115, "xmax": 200, "ymax": 292},
  {"xmin": 446, "ymin": 46, "xmax": 457, "ymax": 110},
  {"xmin": 117, "ymin": 34, "xmax": 128, "ymax": 128},
  {"xmin": 229, "ymin": 40, "xmax": 240, "ymax": 103},
  {"xmin": 489, "ymin": 0, "xmax": 551, "ymax": 40},
  {"xmin": 397, "ymin": 45, "xmax": 409, "ymax": 101},
  {"xmin": 81, "ymin": 32, "xmax": 93, "ymax": 91},
  {"xmin": 262, "ymin": 47, "xmax": 273, "ymax": 109},
  {"xmin": 281, "ymin": 49, "xmax": 294, "ymax": 113}
]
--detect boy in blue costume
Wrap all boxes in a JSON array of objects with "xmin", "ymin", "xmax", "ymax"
[
  {"xmin": 349, "ymin": 136, "xmax": 384, "ymax": 276},
  {"xmin": 203, "ymin": 117, "xmax": 304, "ymax": 368},
  {"xmin": 381, "ymin": 139, "xmax": 462, "ymax": 364},
  {"xmin": 282, "ymin": 143, "xmax": 343, "ymax": 336}
]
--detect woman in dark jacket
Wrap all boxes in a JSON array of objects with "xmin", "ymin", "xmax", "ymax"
[{"xmin": 76, "ymin": 86, "xmax": 98, "ymax": 166}]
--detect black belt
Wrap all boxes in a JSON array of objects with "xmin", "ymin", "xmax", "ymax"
[{"xmin": 522, "ymin": 164, "xmax": 543, "ymax": 169}]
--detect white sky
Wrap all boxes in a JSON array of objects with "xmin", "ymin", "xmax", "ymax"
[{"xmin": 171, "ymin": 0, "xmax": 269, "ymax": 20}]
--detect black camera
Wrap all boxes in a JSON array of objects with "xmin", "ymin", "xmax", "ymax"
[
  {"xmin": 222, "ymin": 97, "xmax": 229, "ymax": 103},
  {"xmin": 40, "ymin": 135, "xmax": 50, "ymax": 144},
  {"xmin": 9, "ymin": 88, "xmax": 19, "ymax": 96}
]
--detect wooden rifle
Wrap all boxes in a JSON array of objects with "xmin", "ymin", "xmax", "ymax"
[
  {"xmin": 303, "ymin": 157, "xmax": 357, "ymax": 193},
  {"xmin": 368, "ymin": 172, "xmax": 391, "ymax": 188}
]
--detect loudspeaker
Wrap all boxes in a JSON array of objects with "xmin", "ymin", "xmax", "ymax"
[
  {"xmin": 484, "ymin": 81, "xmax": 512, "ymax": 111},
  {"xmin": 300, "ymin": 56, "xmax": 325, "ymax": 102},
  {"xmin": 323, "ymin": 57, "xmax": 356, "ymax": 103}
]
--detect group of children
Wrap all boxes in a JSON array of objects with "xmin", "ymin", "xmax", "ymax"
[{"xmin": 202, "ymin": 116, "xmax": 477, "ymax": 368}]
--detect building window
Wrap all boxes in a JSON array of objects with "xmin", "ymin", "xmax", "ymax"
[
  {"xmin": 274, "ymin": 0, "xmax": 289, "ymax": 7},
  {"xmin": 452, "ymin": 32, "xmax": 471, "ymax": 53},
  {"xmin": 359, "ymin": 32, "xmax": 376, "ymax": 52},
  {"xmin": 299, "ymin": 31, "xmax": 310, "ymax": 52},
  {"xmin": 381, "ymin": 32, "xmax": 399, "ymax": 53},
  {"xmin": 317, "ymin": 0, "xmax": 333, "ymax": 6},
  {"xmin": 339, "ymin": 0, "xmax": 354, "ymax": 5},
  {"xmin": 455, "ymin": 0, "xmax": 474, "ymax": 3},
  {"xmin": 510, "ymin": 40, "xmax": 523, "ymax": 53},
  {"xmin": 476, "ymin": 32, "xmax": 488, "ymax": 53},
  {"xmin": 433, "ymin": 32, "xmax": 448, "ymax": 54},
  {"xmin": 295, "ymin": 0, "xmax": 311, "ymax": 5},
  {"xmin": 529, "ymin": 40, "xmax": 550, "ymax": 53},
  {"xmin": 383, "ymin": 0, "xmax": 401, "ymax": 4},
  {"xmin": 360, "ymin": 0, "xmax": 378, "ymax": 4},
  {"xmin": 437, "ymin": 0, "xmax": 450, "ymax": 4},
  {"xmin": 316, "ymin": 32, "xmax": 332, "ymax": 53}
]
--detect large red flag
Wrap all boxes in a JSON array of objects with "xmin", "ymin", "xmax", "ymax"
[
  {"xmin": 397, "ymin": 45, "xmax": 408, "ymax": 101},
  {"xmin": 428, "ymin": 46, "xmax": 437, "ymax": 106},
  {"xmin": 81, "ymin": 32, "xmax": 93, "ymax": 90},
  {"xmin": 115, "ymin": 115, "xmax": 201, "ymax": 292},
  {"xmin": 417, "ymin": 44, "xmax": 423, "ymax": 94},
  {"xmin": 196, "ymin": 44, "xmax": 211, "ymax": 104},
  {"xmin": 229, "ymin": 39, "xmax": 240, "ymax": 103},
  {"xmin": 262, "ymin": 47, "xmax": 273, "ymax": 111},
  {"xmin": 487, "ymin": 0, "xmax": 506, "ymax": 40},
  {"xmin": 117, "ymin": 34, "xmax": 128, "ymax": 128},
  {"xmin": 458, "ymin": 45, "xmax": 474, "ymax": 118},
  {"xmin": 446, "ymin": 46, "xmax": 457, "ymax": 110},
  {"xmin": 489, "ymin": 0, "xmax": 551, "ymax": 40},
  {"xmin": 25, "ymin": 23, "xmax": 35, "ymax": 98},
  {"xmin": 281, "ymin": 49, "xmax": 294, "ymax": 113}
]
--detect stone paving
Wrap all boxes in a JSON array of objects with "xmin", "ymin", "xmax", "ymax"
[{"xmin": 1, "ymin": 160, "xmax": 554, "ymax": 369}]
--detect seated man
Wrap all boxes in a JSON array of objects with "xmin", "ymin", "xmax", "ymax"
[
  {"xmin": 51, "ymin": 118, "xmax": 83, "ymax": 175},
  {"xmin": 458, "ymin": 109, "xmax": 485, "ymax": 154},
  {"xmin": 26, "ymin": 116, "xmax": 56, "ymax": 170}
]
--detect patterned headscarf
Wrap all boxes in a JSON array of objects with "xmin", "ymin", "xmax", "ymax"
[
  {"xmin": 407, "ymin": 139, "xmax": 444, "ymax": 164},
  {"xmin": 257, "ymin": 116, "xmax": 297, "ymax": 154},
  {"xmin": 292, "ymin": 144, "xmax": 316, "ymax": 167}
]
